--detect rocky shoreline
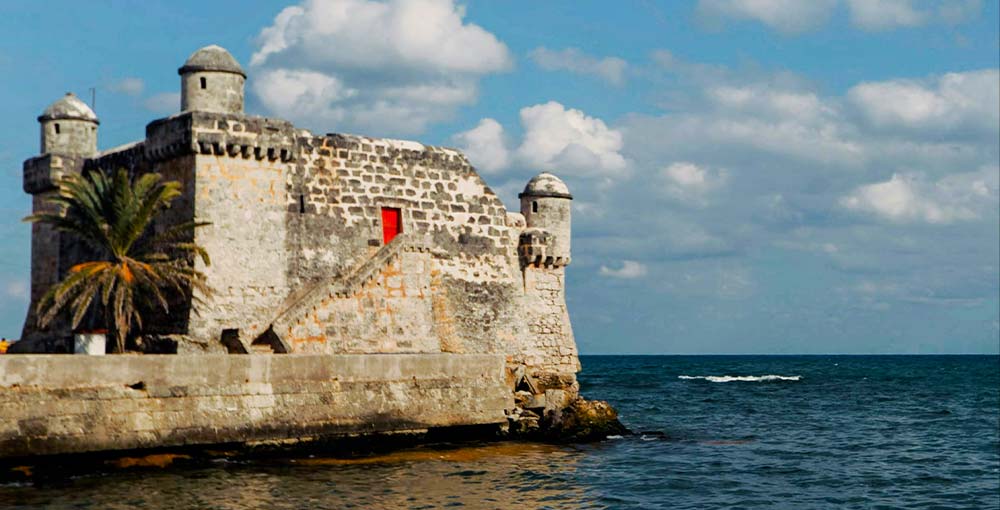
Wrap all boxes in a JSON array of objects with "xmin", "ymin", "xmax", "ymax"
[{"xmin": 507, "ymin": 396, "xmax": 629, "ymax": 442}]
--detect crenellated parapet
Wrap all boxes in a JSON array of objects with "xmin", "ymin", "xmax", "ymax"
[
  {"xmin": 192, "ymin": 115, "xmax": 296, "ymax": 162},
  {"xmin": 518, "ymin": 228, "xmax": 570, "ymax": 268},
  {"xmin": 83, "ymin": 141, "xmax": 145, "ymax": 174},
  {"xmin": 144, "ymin": 112, "xmax": 297, "ymax": 163},
  {"xmin": 23, "ymin": 154, "xmax": 85, "ymax": 194}
]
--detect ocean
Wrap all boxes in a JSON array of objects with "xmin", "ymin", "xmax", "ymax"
[{"xmin": 2, "ymin": 355, "xmax": 998, "ymax": 509}]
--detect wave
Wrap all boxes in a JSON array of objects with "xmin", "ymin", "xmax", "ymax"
[{"xmin": 678, "ymin": 375, "xmax": 801, "ymax": 383}]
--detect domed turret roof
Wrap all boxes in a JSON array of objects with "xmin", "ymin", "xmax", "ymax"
[
  {"xmin": 38, "ymin": 93, "xmax": 99, "ymax": 124},
  {"xmin": 178, "ymin": 45, "xmax": 246, "ymax": 77},
  {"xmin": 519, "ymin": 172, "xmax": 572, "ymax": 199}
]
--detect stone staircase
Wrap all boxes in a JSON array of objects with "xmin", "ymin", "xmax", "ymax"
[{"xmin": 256, "ymin": 233, "xmax": 433, "ymax": 350}]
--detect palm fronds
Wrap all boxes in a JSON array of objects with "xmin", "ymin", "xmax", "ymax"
[{"xmin": 25, "ymin": 168, "xmax": 211, "ymax": 353}]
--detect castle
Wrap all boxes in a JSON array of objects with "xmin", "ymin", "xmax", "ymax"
[{"xmin": 18, "ymin": 45, "xmax": 580, "ymax": 393}]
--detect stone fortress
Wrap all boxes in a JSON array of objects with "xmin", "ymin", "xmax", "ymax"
[{"xmin": 2, "ymin": 46, "xmax": 615, "ymax": 457}]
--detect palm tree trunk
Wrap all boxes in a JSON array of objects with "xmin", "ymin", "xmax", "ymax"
[{"xmin": 105, "ymin": 304, "xmax": 125, "ymax": 354}]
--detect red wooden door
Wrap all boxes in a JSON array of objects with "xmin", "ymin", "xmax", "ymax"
[{"xmin": 381, "ymin": 207, "xmax": 401, "ymax": 244}]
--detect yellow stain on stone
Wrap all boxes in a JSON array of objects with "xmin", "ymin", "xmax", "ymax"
[{"xmin": 110, "ymin": 453, "xmax": 191, "ymax": 469}]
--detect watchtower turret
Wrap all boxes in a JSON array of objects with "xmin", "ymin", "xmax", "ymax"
[
  {"xmin": 178, "ymin": 45, "xmax": 246, "ymax": 113},
  {"xmin": 19, "ymin": 93, "xmax": 99, "ymax": 350},
  {"xmin": 38, "ymin": 93, "xmax": 98, "ymax": 157},
  {"xmin": 519, "ymin": 172, "xmax": 572, "ymax": 266}
]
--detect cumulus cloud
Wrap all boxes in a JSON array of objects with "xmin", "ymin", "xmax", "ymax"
[
  {"xmin": 660, "ymin": 162, "xmax": 728, "ymax": 203},
  {"xmin": 625, "ymin": 90, "xmax": 864, "ymax": 170},
  {"xmin": 707, "ymin": 85, "xmax": 832, "ymax": 122},
  {"xmin": 143, "ymin": 92, "xmax": 180, "ymax": 113},
  {"xmin": 516, "ymin": 101, "xmax": 627, "ymax": 177},
  {"xmin": 696, "ymin": 0, "xmax": 837, "ymax": 34},
  {"xmin": 451, "ymin": 118, "xmax": 509, "ymax": 173},
  {"xmin": 249, "ymin": 0, "xmax": 512, "ymax": 136},
  {"xmin": 529, "ymin": 47, "xmax": 628, "ymax": 86},
  {"xmin": 452, "ymin": 103, "xmax": 624, "ymax": 177},
  {"xmin": 253, "ymin": 69, "xmax": 356, "ymax": 121},
  {"xmin": 840, "ymin": 167, "xmax": 998, "ymax": 224},
  {"xmin": 846, "ymin": 0, "xmax": 927, "ymax": 31},
  {"xmin": 109, "ymin": 77, "xmax": 144, "ymax": 96},
  {"xmin": 847, "ymin": 69, "xmax": 1000, "ymax": 138},
  {"xmin": 599, "ymin": 260, "xmax": 648, "ymax": 279}
]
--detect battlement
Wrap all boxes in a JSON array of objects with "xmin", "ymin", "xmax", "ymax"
[
  {"xmin": 145, "ymin": 112, "xmax": 297, "ymax": 163},
  {"xmin": 317, "ymin": 134, "xmax": 471, "ymax": 169},
  {"xmin": 83, "ymin": 141, "xmax": 145, "ymax": 173},
  {"xmin": 518, "ymin": 228, "xmax": 570, "ymax": 268},
  {"xmin": 23, "ymin": 153, "xmax": 85, "ymax": 194}
]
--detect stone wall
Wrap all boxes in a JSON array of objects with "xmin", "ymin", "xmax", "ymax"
[
  {"xmin": 277, "ymin": 134, "xmax": 530, "ymax": 356},
  {"xmin": 184, "ymin": 152, "xmax": 290, "ymax": 343},
  {"xmin": 520, "ymin": 267, "xmax": 580, "ymax": 376},
  {"xmin": 273, "ymin": 242, "xmax": 440, "ymax": 354},
  {"xmin": 0, "ymin": 354, "xmax": 511, "ymax": 458},
  {"xmin": 144, "ymin": 112, "xmax": 298, "ymax": 344},
  {"xmin": 287, "ymin": 134, "xmax": 515, "ymax": 284}
]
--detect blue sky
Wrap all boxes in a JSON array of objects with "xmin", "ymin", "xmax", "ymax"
[{"xmin": 0, "ymin": 0, "xmax": 997, "ymax": 353}]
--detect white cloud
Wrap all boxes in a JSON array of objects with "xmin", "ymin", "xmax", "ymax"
[
  {"xmin": 660, "ymin": 162, "xmax": 728, "ymax": 203},
  {"xmin": 599, "ymin": 260, "xmax": 648, "ymax": 279},
  {"xmin": 847, "ymin": 69, "xmax": 1000, "ymax": 137},
  {"xmin": 451, "ymin": 118, "xmax": 509, "ymax": 173},
  {"xmin": 624, "ymin": 108, "xmax": 865, "ymax": 170},
  {"xmin": 109, "ymin": 77, "xmax": 144, "ymax": 96},
  {"xmin": 249, "ymin": 0, "xmax": 512, "ymax": 136},
  {"xmin": 698, "ymin": 0, "xmax": 981, "ymax": 34},
  {"xmin": 450, "ymin": 103, "xmax": 625, "ymax": 177},
  {"xmin": 5, "ymin": 280, "xmax": 27, "ymax": 299},
  {"xmin": 516, "ymin": 101, "xmax": 626, "ymax": 177},
  {"xmin": 840, "ymin": 167, "xmax": 998, "ymax": 224},
  {"xmin": 143, "ymin": 92, "xmax": 180, "ymax": 113},
  {"xmin": 846, "ymin": 0, "xmax": 927, "ymax": 31},
  {"xmin": 707, "ymin": 85, "xmax": 832, "ymax": 122},
  {"xmin": 696, "ymin": 0, "xmax": 837, "ymax": 34},
  {"xmin": 659, "ymin": 161, "xmax": 729, "ymax": 205},
  {"xmin": 529, "ymin": 47, "xmax": 628, "ymax": 86},
  {"xmin": 253, "ymin": 69, "xmax": 356, "ymax": 122}
]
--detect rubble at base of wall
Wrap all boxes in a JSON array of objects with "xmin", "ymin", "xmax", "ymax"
[{"xmin": 504, "ymin": 393, "xmax": 630, "ymax": 443}]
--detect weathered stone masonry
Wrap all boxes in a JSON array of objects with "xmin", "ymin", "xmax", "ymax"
[
  {"xmin": 9, "ymin": 45, "xmax": 591, "ymax": 455},
  {"xmin": 0, "ymin": 354, "xmax": 510, "ymax": 458}
]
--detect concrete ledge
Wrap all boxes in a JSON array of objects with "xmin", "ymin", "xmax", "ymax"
[{"xmin": 0, "ymin": 354, "xmax": 512, "ymax": 458}]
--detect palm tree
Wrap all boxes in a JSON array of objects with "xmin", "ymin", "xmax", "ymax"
[{"xmin": 25, "ymin": 169, "xmax": 210, "ymax": 353}]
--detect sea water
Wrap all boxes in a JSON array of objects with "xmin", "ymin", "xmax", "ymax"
[{"xmin": 2, "ymin": 355, "xmax": 997, "ymax": 509}]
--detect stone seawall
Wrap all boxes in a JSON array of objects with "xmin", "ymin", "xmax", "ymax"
[{"xmin": 0, "ymin": 354, "xmax": 511, "ymax": 459}]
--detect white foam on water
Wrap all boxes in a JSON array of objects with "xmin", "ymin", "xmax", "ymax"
[{"xmin": 678, "ymin": 375, "xmax": 802, "ymax": 383}]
